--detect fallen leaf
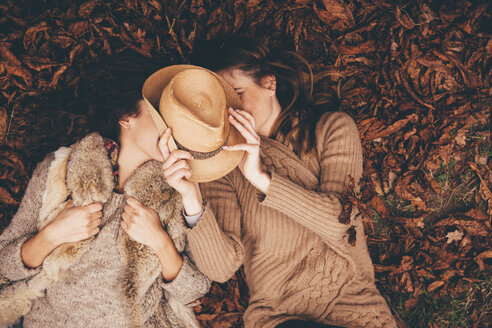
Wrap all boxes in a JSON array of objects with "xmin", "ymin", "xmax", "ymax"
[
  {"xmin": 475, "ymin": 250, "xmax": 492, "ymax": 271},
  {"xmin": 445, "ymin": 230, "xmax": 464, "ymax": 244},
  {"xmin": 427, "ymin": 280, "xmax": 444, "ymax": 292}
]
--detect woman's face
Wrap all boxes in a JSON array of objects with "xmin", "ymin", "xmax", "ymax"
[
  {"xmin": 123, "ymin": 100, "xmax": 164, "ymax": 162},
  {"xmin": 218, "ymin": 68, "xmax": 280, "ymax": 137}
]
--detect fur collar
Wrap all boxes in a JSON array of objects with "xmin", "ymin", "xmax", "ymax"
[{"xmin": 65, "ymin": 133, "xmax": 185, "ymax": 251}]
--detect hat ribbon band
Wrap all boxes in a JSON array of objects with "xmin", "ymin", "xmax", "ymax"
[{"xmin": 174, "ymin": 129, "xmax": 230, "ymax": 160}]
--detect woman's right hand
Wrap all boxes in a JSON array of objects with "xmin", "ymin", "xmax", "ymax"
[
  {"xmin": 21, "ymin": 200, "xmax": 102, "ymax": 268},
  {"xmin": 44, "ymin": 200, "xmax": 102, "ymax": 246},
  {"xmin": 158, "ymin": 128, "xmax": 203, "ymax": 216}
]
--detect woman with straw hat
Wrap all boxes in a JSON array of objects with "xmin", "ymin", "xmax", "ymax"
[
  {"xmin": 150, "ymin": 39, "xmax": 397, "ymax": 328},
  {"xmin": 0, "ymin": 59, "xmax": 210, "ymax": 328}
]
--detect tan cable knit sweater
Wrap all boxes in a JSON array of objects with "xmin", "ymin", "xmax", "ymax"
[{"xmin": 186, "ymin": 112, "xmax": 397, "ymax": 328}]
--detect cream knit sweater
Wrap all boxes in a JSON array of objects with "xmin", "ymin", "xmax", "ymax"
[{"xmin": 186, "ymin": 112, "xmax": 397, "ymax": 328}]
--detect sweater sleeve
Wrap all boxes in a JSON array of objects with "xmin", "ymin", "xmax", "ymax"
[
  {"xmin": 185, "ymin": 173, "xmax": 245, "ymax": 283},
  {"xmin": 260, "ymin": 112, "xmax": 363, "ymax": 242},
  {"xmin": 0, "ymin": 153, "xmax": 53, "ymax": 281},
  {"xmin": 160, "ymin": 255, "xmax": 211, "ymax": 305}
]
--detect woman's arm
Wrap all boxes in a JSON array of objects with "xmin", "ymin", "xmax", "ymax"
[
  {"xmin": 121, "ymin": 197, "xmax": 211, "ymax": 302},
  {"xmin": 20, "ymin": 226, "xmax": 61, "ymax": 269},
  {"xmin": 259, "ymin": 112, "xmax": 363, "ymax": 242},
  {"xmin": 121, "ymin": 197, "xmax": 183, "ymax": 281},
  {"xmin": 150, "ymin": 229, "xmax": 183, "ymax": 282},
  {"xmin": 21, "ymin": 201, "xmax": 102, "ymax": 268},
  {"xmin": 160, "ymin": 254, "xmax": 211, "ymax": 304},
  {"xmin": 157, "ymin": 129, "xmax": 245, "ymax": 283},
  {"xmin": 185, "ymin": 173, "xmax": 245, "ymax": 283},
  {"xmin": 0, "ymin": 154, "xmax": 53, "ymax": 280},
  {"xmin": 0, "ymin": 151, "xmax": 103, "ymax": 275}
]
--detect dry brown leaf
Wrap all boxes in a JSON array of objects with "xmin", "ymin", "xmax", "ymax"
[
  {"xmin": 0, "ymin": 186, "xmax": 17, "ymax": 205},
  {"xmin": 0, "ymin": 107, "xmax": 7, "ymax": 137},
  {"xmin": 396, "ymin": 6, "xmax": 415, "ymax": 29},
  {"xmin": 427, "ymin": 280, "xmax": 444, "ymax": 292},
  {"xmin": 475, "ymin": 250, "xmax": 492, "ymax": 271},
  {"xmin": 445, "ymin": 230, "xmax": 464, "ymax": 244},
  {"xmin": 317, "ymin": 0, "xmax": 355, "ymax": 31}
]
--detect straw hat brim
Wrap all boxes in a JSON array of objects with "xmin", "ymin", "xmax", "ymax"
[{"xmin": 142, "ymin": 64, "xmax": 245, "ymax": 183}]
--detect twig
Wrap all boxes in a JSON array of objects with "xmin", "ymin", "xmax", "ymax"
[{"xmin": 0, "ymin": 106, "xmax": 15, "ymax": 147}]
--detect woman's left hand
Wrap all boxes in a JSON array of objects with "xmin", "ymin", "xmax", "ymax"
[
  {"xmin": 224, "ymin": 107, "xmax": 271, "ymax": 193},
  {"xmin": 121, "ymin": 197, "xmax": 170, "ymax": 251},
  {"xmin": 121, "ymin": 197, "xmax": 183, "ymax": 281}
]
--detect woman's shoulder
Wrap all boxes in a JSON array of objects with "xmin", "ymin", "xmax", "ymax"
[
  {"xmin": 32, "ymin": 133, "xmax": 104, "ymax": 178},
  {"xmin": 315, "ymin": 111, "xmax": 359, "ymax": 143},
  {"xmin": 25, "ymin": 146, "xmax": 69, "ymax": 193},
  {"xmin": 316, "ymin": 111, "xmax": 358, "ymax": 134}
]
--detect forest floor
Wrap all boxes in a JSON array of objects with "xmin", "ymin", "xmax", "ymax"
[{"xmin": 0, "ymin": 1, "xmax": 490, "ymax": 327}]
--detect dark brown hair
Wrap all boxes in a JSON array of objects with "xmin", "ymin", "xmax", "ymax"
[
  {"xmin": 79, "ymin": 53, "xmax": 159, "ymax": 141},
  {"xmin": 193, "ymin": 37, "xmax": 340, "ymax": 156}
]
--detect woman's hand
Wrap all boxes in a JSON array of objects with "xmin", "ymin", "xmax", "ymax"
[
  {"xmin": 158, "ymin": 128, "xmax": 203, "ymax": 216},
  {"xmin": 21, "ymin": 200, "xmax": 102, "ymax": 268},
  {"xmin": 121, "ymin": 197, "xmax": 183, "ymax": 281},
  {"xmin": 45, "ymin": 200, "xmax": 102, "ymax": 246},
  {"xmin": 224, "ymin": 107, "xmax": 271, "ymax": 193},
  {"xmin": 121, "ymin": 197, "xmax": 168, "ymax": 250}
]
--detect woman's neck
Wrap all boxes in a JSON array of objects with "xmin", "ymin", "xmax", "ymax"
[
  {"xmin": 259, "ymin": 96, "xmax": 282, "ymax": 137},
  {"xmin": 117, "ymin": 141, "xmax": 151, "ymax": 191}
]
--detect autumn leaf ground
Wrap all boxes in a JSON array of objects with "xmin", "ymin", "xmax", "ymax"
[{"xmin": 0, "ymin": 1, "xmax": 490, "ymax": 327}]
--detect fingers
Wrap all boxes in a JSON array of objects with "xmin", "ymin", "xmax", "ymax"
[
  {"xmin": 163, "ymin": 159, "xmax": 191, "ymax": 177},
  {"xmin": 166, "ymin": 168, "xmax": 192, "ymax": 184},
  {"xmin": 124, "ymin": 203, "xmax": 139, "ymax": 219},
  {"xmin": 229, "ymin": 114, "xmax": 254, "ymax": 142},
  {"xmin": 224, "ymin": 143, "xmax": 258, "ymax": 153},
  {"xmin": 84, "ymin": 216, "xmax": 101, "ymax": 239},
  {"xmin": 89, "ymin": 227, "xmax": 100, "ymax": 236},
  {"xmin": 83, "ymin": 202, "xmax": 103, "ymax": 213},
  {"xmin": 126, "ymin": 197, "xmax": 143, "ymax": 210},
  {"xmin": 90, "ymin": 211, "xmax": 102, "ymax": 220},
  {"xmin": 229, "ymin": 107, "xmax": 256, "ymax": 132},
  {"xmin": 121, "ymin": 211, "xmax": 135, "ymax": 224},
  {"xmin": 90, "ymin": 227, "xmax": 100, "ymax": 236},
  {"xmin": 158, "ymin": 128, "xmax": 173, "ymax": 159},
  {"xmin": 88, "ymin": 217, "xmax": 101, "ymax": 230},
  {"xmin": 162, "ymin": 150, "xmax": 193, "ymax": 170},
  {"xmin": 120, "ymin": 220, "xmax": 128, "ymax": 231},
  {"xmin": 228, "ymin": 109, "xmax": 260, "ymax": 144}
]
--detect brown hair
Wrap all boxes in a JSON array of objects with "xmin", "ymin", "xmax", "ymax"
[
  {"xmin": 79, "ymin": 54, "xmax": 160, "ymax": 141},
  {"xmin": 193, "ymin": 37, "xmax": 340, "ymax": 156}
]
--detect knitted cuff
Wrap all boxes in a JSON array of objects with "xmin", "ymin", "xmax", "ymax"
[
  {"xmin": 160, "ymin": 256, "xmax": 211, "ymax": 305},
  {"xmin": 0, "ymin": 235, "xmax": 42, "ymax": 281}
]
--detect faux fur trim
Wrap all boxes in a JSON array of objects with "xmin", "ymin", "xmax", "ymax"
[
  {"xmin": 66, "ymin": 133, "xmax": 114, "ymax": 207},
  {"xmin": 38, "ymin": 146, "xmax": 71, "ymax": 229},
  {"xmin": 124, "ymin": 160, "xmax": 185, "ymax": 252},
  {"xmin": 0, "ymin": 272, "xmax": 51, "ymax": 327},
  {"xmin": 121, "ymin": 160, "xmax": 187, "ymax": 327}
]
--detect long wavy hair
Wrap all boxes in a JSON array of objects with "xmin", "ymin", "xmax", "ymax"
[{"xmin": 193, "ymin": 37, "xmax": 340, "ymax": 156}]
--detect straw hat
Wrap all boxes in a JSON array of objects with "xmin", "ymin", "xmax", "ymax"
[{"xmin": 142, "ymin": 65, "xmax": 245, "ymax": 182}]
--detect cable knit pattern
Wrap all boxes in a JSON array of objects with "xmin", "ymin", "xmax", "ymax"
[{"xmin": 186, "ymin": 112, "xmax": 396, "ymax": 328}]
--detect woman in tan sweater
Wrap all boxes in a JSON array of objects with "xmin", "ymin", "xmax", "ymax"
[{"xmin": 160, "ymin": 39, "xmax": 397, "ymax": 328}]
